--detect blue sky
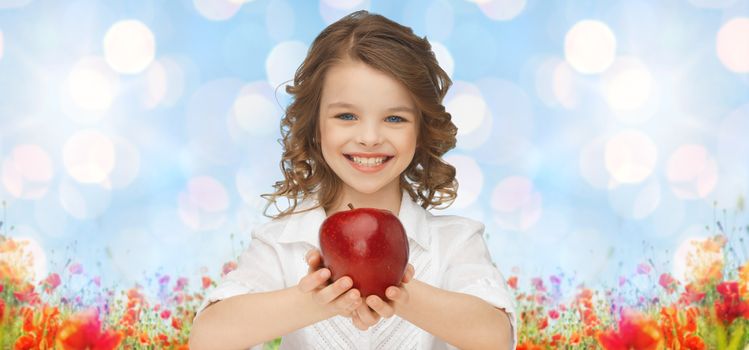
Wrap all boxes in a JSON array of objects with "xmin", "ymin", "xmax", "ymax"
[{"xmin": 0, "ymin": 0, "xmax": 747, "ymax": 296}]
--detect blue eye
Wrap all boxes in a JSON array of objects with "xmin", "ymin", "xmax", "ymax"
[
  {"xmin": 335, "ymin": 113, "xmax": 356, "ymax": 121},
  {"xmin": 385, "ymin": 115, "xmax": 405, "ymax": 123}
]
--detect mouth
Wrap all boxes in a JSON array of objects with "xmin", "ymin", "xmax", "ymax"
[{"xmin": 343, "ymin": 154, "xmax": 394, "ymax": 168}]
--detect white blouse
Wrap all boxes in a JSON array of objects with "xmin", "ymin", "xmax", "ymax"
[{"xmin": 195, "ymin": 193, "xmax": 517, "ymax": 349}]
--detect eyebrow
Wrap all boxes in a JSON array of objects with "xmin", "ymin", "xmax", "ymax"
[{"xmin": 326, "ymin": 102, "xmax": 416, "ymax": 114}]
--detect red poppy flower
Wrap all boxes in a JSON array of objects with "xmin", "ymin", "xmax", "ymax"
[
  {"xmin": 598, "ymin": 309, "xmax": 664, "ymax": 350},
  {"xmin": 41, "ymin": 273, "xmax": 61, "ymax": 294},
  {"xmin": 56, "ymin": 308, "xmax": 123, "ymax": 350},
  {"xmin": 714, "ymin": 281, "xmax": 749, "ymax": 325},
  {"xmin": 202, "ymin": 276, "xmax": 212, "ymax": 289},
  {"xmin": 507, "ymin": 276, "xmax": 518, "ymax": 289},
  {"xmin": 658, "ymin": 273, "xmax": 678, "ymax": 294}
]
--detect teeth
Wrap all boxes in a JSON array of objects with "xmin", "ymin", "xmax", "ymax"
[{"xmin": 351, "ymin": 156, "xmax": 387, "ymax": 167}]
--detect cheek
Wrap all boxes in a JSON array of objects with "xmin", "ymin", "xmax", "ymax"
[
  {"xmin": 403, "ymin": 130, "xmax": 418, "ymax": 156},
  {"xmin": 319, "ymin": 125, "xmax": 343, "ymax": 158}
]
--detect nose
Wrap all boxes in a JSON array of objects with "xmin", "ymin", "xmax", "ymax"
[{"xmin": 355, "ymin": 119, "xmax": 383, "ymax": 147}]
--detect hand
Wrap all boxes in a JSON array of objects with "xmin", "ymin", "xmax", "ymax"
[
  {"xmin": 352, "ymin": 263, "xmax": 415, "ymax": 331},
  {"xmin": 297, "ymin": 249, "xmax": 362, "ymax": 318}
]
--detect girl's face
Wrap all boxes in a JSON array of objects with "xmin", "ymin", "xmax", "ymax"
[{"xmin": 318, "ymin": 59, "xmax": 418, "ymax": 199}]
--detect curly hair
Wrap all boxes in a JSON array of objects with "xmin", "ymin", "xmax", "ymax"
[{"xmin": 262, "ymin": 10, "xmax": 458, "ymax": 219}]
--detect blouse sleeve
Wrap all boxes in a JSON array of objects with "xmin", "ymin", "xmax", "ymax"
[
  {"xmin": 194, "ymin": 230, "xmax": 285, "ymax": 318},
  {"xmin": 442, "ymin": 225, "xmax": 518, "ymax": 349}
]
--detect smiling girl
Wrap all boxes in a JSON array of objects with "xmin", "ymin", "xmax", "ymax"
[{"xmin": 190, "ymin": 10, "xmax": 516, "ymax": 350}]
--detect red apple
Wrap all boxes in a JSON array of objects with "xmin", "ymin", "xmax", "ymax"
[{"xmin": 319, "ymin": 204, "xmax": 409, "ymax": 299}]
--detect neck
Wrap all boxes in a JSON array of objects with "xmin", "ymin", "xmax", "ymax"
[{"xmin": 325, "ymin": 182, "xmax": 403, "ymax": 216}]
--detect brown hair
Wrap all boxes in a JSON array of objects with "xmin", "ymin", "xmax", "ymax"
[{"xmin": 262, "ymin": 10, "xmax": 458, "ymax": 219}]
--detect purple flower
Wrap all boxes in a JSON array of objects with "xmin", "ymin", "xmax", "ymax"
[
  {"xmin": 174, "ymin": 277, "xmax": 188, "ymax": 292},
  {"xmin": 69, "ymin": 263, "xmax": 83, "ymax": 275},
  {"xmin": 159, "ymin": 275, "xmax": 170, "ymax": 286},
  {"xmin": 550, "ymin": 275, "xmax": 561, "ymax": 286},
  {"xmin": 532, "ymin": 277, "xmax": 546, "ymax": 292}
]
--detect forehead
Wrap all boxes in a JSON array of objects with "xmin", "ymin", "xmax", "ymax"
[{"xmin": 320, "ymin": 60, "xmax": 416, "ymax": 111}]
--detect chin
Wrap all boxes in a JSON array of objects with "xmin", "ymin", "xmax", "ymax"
[{"xmin": 347, "ymin": 183, "xmax": 386, "ymax": 195}]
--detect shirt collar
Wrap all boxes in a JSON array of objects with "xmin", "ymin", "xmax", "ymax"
[{"xmin": 276, "ymin": 191, "xmax": 431, "ymax": 251}]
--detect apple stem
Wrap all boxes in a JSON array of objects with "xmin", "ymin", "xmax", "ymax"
[{"xmin": 347, "ymin": 203, "xmax": 355, "ymax": 210}]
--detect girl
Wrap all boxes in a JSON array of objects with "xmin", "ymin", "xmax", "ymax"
[{"xmin": 190, "ymin": 10, "xmax": 516, "ymax": 350}]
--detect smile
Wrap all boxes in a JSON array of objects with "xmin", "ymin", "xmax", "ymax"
[{"xmin": 344, "ymin": 154, "xmax": 394, "ymax": 171}]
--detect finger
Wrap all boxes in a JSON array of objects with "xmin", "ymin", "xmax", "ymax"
[
  {"xmin": 336, "ymin": 288, "xmax": 362, "ymax": 313},
  {"xmin": 386, "ymin": 286, "xmax": 408, "ymax": 304},
  {"xmin": 366, "ymin": 295, "xmax": 395, "ymax": 318},
  {"xmin": 306, "ymin": 250, "xmax": 322, "ymax": 274},
  {"xmin": 402, "ymin": 264, "xmax": 415, "ymax": 283},
  {"xmin": 355, "ymin": 302, "xmax": 380, "ymax": 326},
  {"xmin": 298, "ymin": 268, "xmax": 330, "ymax": 293},
  {"xmin": 316, "ymin": 276, "xmax": 353, "ymax": 304}
]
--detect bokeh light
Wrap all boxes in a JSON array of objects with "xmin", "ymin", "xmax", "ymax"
[
  {"xmin": 666, "ymin": 144, "xmax": 718, "ymax": 200},
  {"xmin": 604, "ymin": 130, "xmax": 657, "ymax": 184},
  {"xmin": 490, "ymin": 176, "xmax": 543, "ymax": 231},
  {"xmin": 11, "ymin": 234, "xmax": 48, "ymax": 283},
  {"xmin": 1, "ymin": 144, "xmax": 54, "ymax": 200},
  {"xmin": 602, "ymin": 57, "xmax": 654, "ymax": 115},
  {"xmin": 672, "ymin": 230, "xmax": 712, "ymax": 282},
  {"xmin": 265, "ymin": 41, "xmax": 308, "ymax": 91},
  {"xmin": 716, "ymin": 17, "xmax": 749, "ymax": 73},
  {"xmin": 431, "ymin": 41, "xmax": 454, "ymax": 78},
  {"xmin": 472, "ymin": 0, "xmax": 526, "ymax": 21},
  {"xmin": 445, "ymin": 81, "xmax": 489, "ymax": 137},
  {"xmin": 63, "ymin": 130, "xmax": 116, "ymax": 184},
  {"xmin": 66, "ymin": 57, "xmax": 119, "ymax": 115},
  {"xmin": 444, "ymin": 154, "xmax": 483, "ymax": 209},
  {"xmin": 564, "ymin": 20, "xmax": 616, "ymax": 74},
  {"xmin": 230, "ymin": 82, "xmax": 280, "ymax": 138},
  {"xmin": 177, "ymin": 176, "xmax": 230, "ymax": 231},
  {"xmin": 193, "ymin": 0, "xmax": 242, "ymax": 21},
  {"xmin": 103, "ymin": 20, "xmax": 156, "ymax": 74}
]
